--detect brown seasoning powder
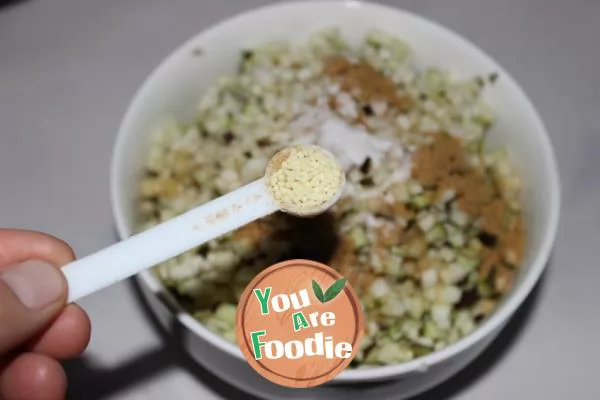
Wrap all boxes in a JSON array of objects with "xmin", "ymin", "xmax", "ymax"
[
  {"xmin": 412, "ymin": 133, "xmax": 525, "ymax": 293},
  {"xmin": 324, "ymin": 55, "xmax": 413, "ymax": 112}
]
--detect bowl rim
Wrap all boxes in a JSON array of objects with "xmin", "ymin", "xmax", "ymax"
[{"xmin": 110, "ymin": 0, "xmax": 561, "ymax": 382}]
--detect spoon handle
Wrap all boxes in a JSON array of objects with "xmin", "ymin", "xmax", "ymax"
[{"xmin": 62, "ymin": 178, "xmax": 278, "ymax": 302}]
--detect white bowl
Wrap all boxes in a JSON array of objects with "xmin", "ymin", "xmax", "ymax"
[{"xmin": 110, "ymin": 1, "xmax": 560, "ymax": 398}]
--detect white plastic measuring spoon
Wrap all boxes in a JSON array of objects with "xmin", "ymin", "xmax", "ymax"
[{"xmin": 62, "ymin": 145, "xmax": 345, "ymax": 302}]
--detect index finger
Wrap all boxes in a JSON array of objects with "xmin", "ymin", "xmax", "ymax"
[{"xmin": 0, "ymin": 229, "xmax": 75, "ymax": 271}]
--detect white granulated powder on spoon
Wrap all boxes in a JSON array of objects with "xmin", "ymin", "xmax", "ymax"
[{"xmin": 265, "ymin": 144, "xmax": 346, "ymax": 216}]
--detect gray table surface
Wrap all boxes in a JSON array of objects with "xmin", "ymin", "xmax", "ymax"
[{"xmin": 1, "ymin": 0, "xmax": 598, "ymax": 398}]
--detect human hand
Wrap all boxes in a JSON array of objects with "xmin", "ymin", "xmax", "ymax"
[{"xmin": 0, "ymin": 229, "xmax": 91, "ymax": 400}]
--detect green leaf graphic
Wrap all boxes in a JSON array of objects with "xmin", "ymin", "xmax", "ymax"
[
  {"xmin": 312, "ymin": 280, "xmax": 325, "ymax": 303},
  {"xmin": 323, "ymin": 278, "xmax": 347, "ymax": 303}
]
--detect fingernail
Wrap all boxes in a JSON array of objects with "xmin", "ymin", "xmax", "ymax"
[{"xmin": 1, "ymin": 260, "xmax": 65, "ymax": 310}]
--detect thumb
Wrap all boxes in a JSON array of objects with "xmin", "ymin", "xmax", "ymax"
[{"xmin": 0, "ymin": 260, "xmax": 67, "ymax": 354}]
